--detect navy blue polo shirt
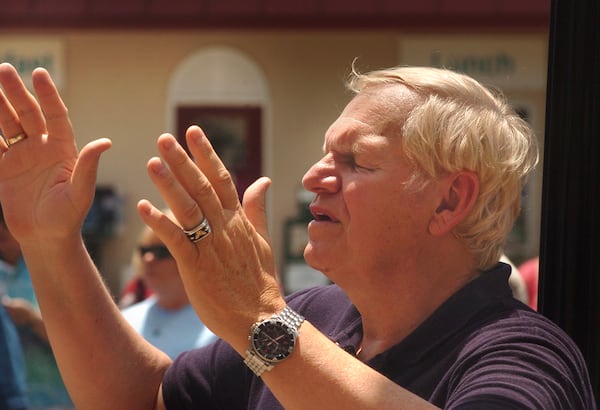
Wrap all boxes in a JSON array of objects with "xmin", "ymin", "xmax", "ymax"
[{"xmin": 163, "ymin": 263, "xmax": 596, "ymax": 409}]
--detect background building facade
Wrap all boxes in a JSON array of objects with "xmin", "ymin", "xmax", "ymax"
[{"xmin": 0, "ymin": 0, "xmax": 549, "ymax": 295}]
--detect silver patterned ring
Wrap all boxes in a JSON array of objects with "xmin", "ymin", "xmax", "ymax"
[
  {"xmin": 5, "ymin": 132, "xmax": 28, "ymax": 147},
  {"xmin": 183, "ymin": 217, "xmax": 211, "ymax": 243}
]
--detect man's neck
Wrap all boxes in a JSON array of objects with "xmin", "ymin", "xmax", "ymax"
[{"xmin": 348, "ymin": 244, "xmax": 479, "ymax": 361}]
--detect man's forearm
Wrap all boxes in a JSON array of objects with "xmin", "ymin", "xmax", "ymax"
[
  {"xmin": 21, "ymin": 234, "xmax": 171, "ymax": 410},
  {"xmin": 254, "ymin": 321, "xmax": 438, "ymax": 410}
]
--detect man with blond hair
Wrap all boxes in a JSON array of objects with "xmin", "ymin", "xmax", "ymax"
[{"xmin": 0, "ymin": 62, "xmax": 595, "ymax": 409}]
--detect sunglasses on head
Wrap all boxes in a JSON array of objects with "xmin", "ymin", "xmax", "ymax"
[{"xmin": 138, "ymin": 245, "xmax": 172, "ymax": 260}]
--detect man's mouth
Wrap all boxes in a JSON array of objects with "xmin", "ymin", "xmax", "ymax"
[
  {"xmin": 314, "ymin": 212, "xmax": 333, "ymax": 221},
  {"xmin": 310, "ymin": 206, "xmax": 338, "ymax": 222}
]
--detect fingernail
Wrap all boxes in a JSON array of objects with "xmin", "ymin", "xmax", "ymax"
[
  {"xmin": 162, "ymin": 137, "xmax": 175, "ymax": 150},
  {"xmin": 190, "ymin": 129, "xmax": 202, "ymax": 146},
  {"xmin": 149, "ymin": 158, "xmax": 167, "ymax": 175}
]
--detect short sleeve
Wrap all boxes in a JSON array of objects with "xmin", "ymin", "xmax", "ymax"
[{"xmin": 443, "ymin": 315, "xmax": 596, "ymax": 410}]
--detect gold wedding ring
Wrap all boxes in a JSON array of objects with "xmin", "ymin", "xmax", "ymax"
[{"xmin": 5, "ymin": 132, "xmax": 27, "ymax": 147}]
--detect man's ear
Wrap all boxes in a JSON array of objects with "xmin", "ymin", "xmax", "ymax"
[{"xmin": 428, "ymin": 171, "xmax": 479, "ymax": 236}]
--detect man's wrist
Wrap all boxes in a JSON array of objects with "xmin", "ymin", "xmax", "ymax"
[{"xmin": 244, "ymin": 306, "xmax": 305, "ymax": 377}]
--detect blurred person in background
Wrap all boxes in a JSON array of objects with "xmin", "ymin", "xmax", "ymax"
[
  {"xmin": 118, "ymin": 252, "xmax": 153, "ymax": 309},
  {"xmin": 120, "ymin": 211, "xmax": 217, "ymax": 359},
  {"xmin": 501, "ymin": 253, "xmax": 529, "ymax": 305},
  {"xmin": 0, "ymin": 204, "xmax": 72, "ymax": 410},
  {"xmin": 0, "ymin": 304, "xmax": 28, "ymax": 410},
  {"xmin": 518, "ymin": 256, "xmax": 540, "ymax": 310}
]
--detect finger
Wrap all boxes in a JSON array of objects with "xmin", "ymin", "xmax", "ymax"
[
  {"xmin": 137, "ymin": 199, "xmax": 192, "ymax": 257},
  {"xmin": 0, "ymin": 88, "xmax": 24, "ymax": 150},
  {"xmin": 154, "ymin": 134, "xmax": 224, "ymax": 231},
  {"xmin": 242, "ymin": 177, "xmax": 272, "ymax": 243},
  {"xmin": 32, "ymin": 67, "xmax": 74, "ymax": 141},
  {"xmin": 146, "ymin": 155, "xmax": 206, "ymax": 232},
  {"xmin": 71, "ymin": 138, "xmax": 113, "ymax": 209},
  {"xmin": 0, "ymin": 63, "xmax": 46, "ymax": 138},
  {"xmin": 185, "ymin": 125, "xmax": 240, "ymax": 212}
]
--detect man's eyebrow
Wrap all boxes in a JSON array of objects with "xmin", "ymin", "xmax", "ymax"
[
  {"xmin": 323, "ymin": 133, "xmax": 387, "ymax": 154},
  {"xmin": 352, "ymin": 134, "xmax": 389, "ymax": 155}
]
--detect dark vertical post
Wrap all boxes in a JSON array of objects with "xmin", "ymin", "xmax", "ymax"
[{"xmin": 540, "ymin": 0, "xmax": 600, "ymax": 399}]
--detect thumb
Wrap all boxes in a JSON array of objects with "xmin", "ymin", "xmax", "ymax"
[
  {"xmin": 242, "ymin": 177, "xmax": 271, "ymax": 242},
  {"xmin": 71, "ymin": 138, "xmax": 112, "ymax": 198}
]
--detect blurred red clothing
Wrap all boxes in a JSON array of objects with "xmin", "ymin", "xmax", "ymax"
[
  {"xmin": 118, "ymin": 277, "xmax": 153, "ymax": 309},
  {"xmin": 518, "ymin": 257, "xmax": 539, "ymax": 311}
]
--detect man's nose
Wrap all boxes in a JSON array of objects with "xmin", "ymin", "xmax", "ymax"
[{"xmin": 302, "ymin": 156, "xmax": 340, "ymax": 194}]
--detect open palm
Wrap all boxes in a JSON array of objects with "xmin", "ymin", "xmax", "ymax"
[{"xmin": 0, "ymin": 63, "xmax": 111, "ymax": 242}]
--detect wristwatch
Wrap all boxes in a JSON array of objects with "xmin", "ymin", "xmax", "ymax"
[{"xmin": 244, "ymin": 306, "xmax": 305, "ymax": 377}]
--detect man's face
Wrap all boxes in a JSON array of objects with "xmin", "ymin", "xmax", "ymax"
[
  {"xmin": 138, "ymin": 231, "xmax": 180, "ymax": 294},
  {"xmin": 301, "ymin": 85, "xmax": 441, "ymax": 286}
]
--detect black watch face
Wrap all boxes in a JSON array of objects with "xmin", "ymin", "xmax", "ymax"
[{"xmin": 251, "ymin": 319, "xmax": 297, "ymax": 362}]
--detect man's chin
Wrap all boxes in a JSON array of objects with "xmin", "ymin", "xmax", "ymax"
[{"xmin": 303, "ymin": 246, "xmax": 323, "ymax": 270}]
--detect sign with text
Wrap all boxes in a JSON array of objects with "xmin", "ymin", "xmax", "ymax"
[
  {"xmin": 0, "ymin": 38, "xmax": 64, "ymax": 89},
  {"xmin": 400, "ymin": 35, "xmax": 547, "ymax": 90}
]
